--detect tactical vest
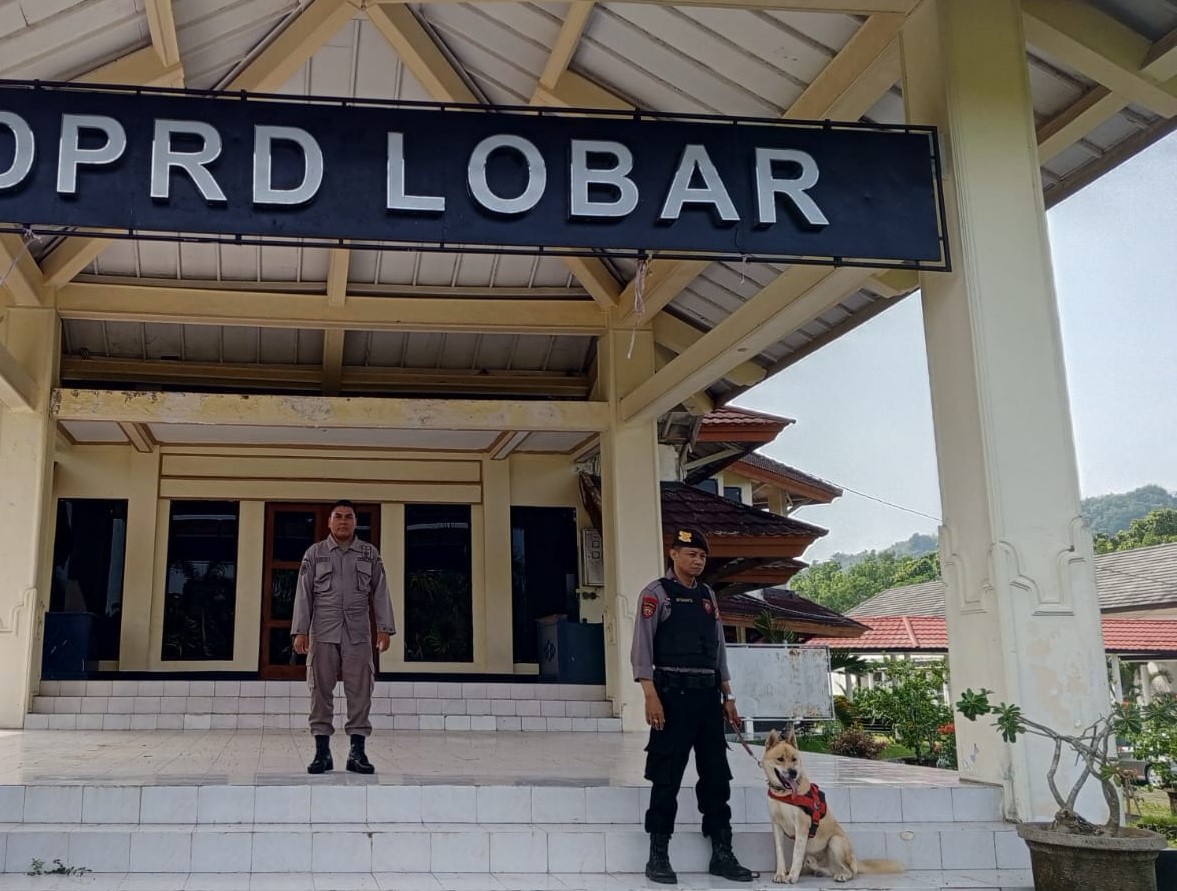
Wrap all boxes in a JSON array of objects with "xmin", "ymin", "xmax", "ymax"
[{"xmin": 652, "ymin": 576, "xmax": 719, "ymax": 670}]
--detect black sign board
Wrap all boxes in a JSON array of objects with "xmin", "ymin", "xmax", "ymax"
[{"xmin": 0, "ymin": 82, "xmax": 948, "ymax": 268}]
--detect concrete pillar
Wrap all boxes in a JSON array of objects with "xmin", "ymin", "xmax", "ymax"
[
  {"xmin": 599, "ymin": 326, "xmax": 664, "ymax": 730},
  {"xmin": 902, "ymin": 0, "xmax": 1108, "ymax": 822},
  {"xmin": 482, "ymin": 457, "xmax": 515, "ymax": 672},
  {"xmin": 0, "ymin": 307, "xmax": 59, "ymax": 728}
]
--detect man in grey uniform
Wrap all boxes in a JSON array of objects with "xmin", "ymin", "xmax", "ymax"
[{"xmin": 292, "ymin": 500, "xmax": 395, "ymax": 775}]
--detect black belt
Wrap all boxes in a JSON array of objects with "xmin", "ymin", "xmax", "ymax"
[{"xmin": 654, "ymin": 669, "xmax": 719, "ymax": 691}]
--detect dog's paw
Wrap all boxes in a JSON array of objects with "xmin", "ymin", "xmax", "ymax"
[
  {"xmin": 833, "ymin": 873, "xmax": 853, "ymax": 883},
  {"xmin": 772, "ymin": 873, "xmax": 793, "ymax": 884}
]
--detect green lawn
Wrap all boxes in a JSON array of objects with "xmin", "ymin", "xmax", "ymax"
[{"xmin": 795, "ymin": 736, "xmax": 917, "ymax": 762}]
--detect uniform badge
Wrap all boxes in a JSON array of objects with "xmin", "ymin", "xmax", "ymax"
[
  {"xmin": 677, "ymin": 530, "xmax": 692, "ymax": 543},
  {"xmin": 702, "ymin": 598, "xmax": 714, "ymax": 615},
  {"xmin": 641, "ymin": 595, "xmax": 658, "ymax": 618}
]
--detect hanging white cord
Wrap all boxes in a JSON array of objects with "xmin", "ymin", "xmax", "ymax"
[
  {"xmin": 626, "ymin": 255, "xmax": 650, "ymax": 359},
  {"xmin": 0, "ymin": 227, "xmax": 37, "ymax": 290}
]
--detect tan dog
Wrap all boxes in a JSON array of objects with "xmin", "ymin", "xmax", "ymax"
[{"xmin": 763, "ymin": 728, "xmax": 903, "ymax": 884}]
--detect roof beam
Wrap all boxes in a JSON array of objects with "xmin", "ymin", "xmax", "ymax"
[
  {"xmin": 144, "ymin": 0, "xmax": 182, "ymax": 69},
  {"xmin": 1143, "ymin": 28, "xmax": 1177, "ymax": 82},
  {"xmin": 74, "ymin": 46, "xmax": 183, "ymax": 88},
  {"xmin": 53, "ymin": 388, "xmax": 611, "ymax": 433},
  {"xmin": 0, "ymin": 234, "xmax": 43, "ymax": 306},
  {"xmin": 620, "ymin": 266, "xmax": 872, "ymax": 423},
  {"xmin": 56, "ymin": 281, "xmax": 607, "ymax": 335},
  {"xmin": 1036, "ymin": 86, "xmax": 1125, "ymax": 163},
  {"xmin": 367, "ymin": 3, "xmax": 621, "ymax": 310},
  {"xmin": 651, "ymin": 313, "xmax": 765, "ymax": 387},
  {"xmin": 118, "ymin": 422, "xmax": 155, "ymax": 453},
  {"xmin": 1021, "ymin": 0, "xmax": 1177, "ymax": 118},
  {"xmin": 611, "ymin": 13, "xmax": 904, "ymax": 327},
  {"xmin": 0, "ymin": 341, "xmax": 36, "ymax": 410},
  {"xmin": 41, "ymin": 236, "xmax": 114, "ymax": 287},
  {"xmin": 327, "ymin": 248, "xmax": 349, "ymax": 307},
  {"xmin": 322, "ymin": 328, "xmax": 346, "ymax": 396},
  {"xmin": 61, "ymin": 356, "xmax": 592, "ymax": 398},
  {"xmin": 537, "ymin": 1, "xmax": 594, "ymax": 92},
  {"xmin": 227, "ymin": 0, "xmax": 357, "ymax": 92}
]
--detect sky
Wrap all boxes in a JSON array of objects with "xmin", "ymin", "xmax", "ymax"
[{"xmin": 734, "ymin": 132, "xmax": 1177, "ymax": 562}]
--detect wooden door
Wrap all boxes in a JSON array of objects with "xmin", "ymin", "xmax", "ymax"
[{"xmin": 260, "ymin": 502, "xmax": 381, "ymax": 679}]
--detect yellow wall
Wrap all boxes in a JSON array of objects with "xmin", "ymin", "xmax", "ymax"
[{"xmin": 48, "ymin": 443, "xmax": 590, "ymax": 675}]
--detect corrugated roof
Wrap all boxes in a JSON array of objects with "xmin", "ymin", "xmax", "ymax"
[
  {"xmin": 808, "ymin": 615, "xmax": 1177, "ymax": 657},
  {"xmin": 849, "ymin": 543, "xmax": 1177, "ymax": 618}
]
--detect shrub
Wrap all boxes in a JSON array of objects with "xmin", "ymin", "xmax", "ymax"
[
  {"xmin": 829, "ymin": 726, "xmax": 886, "ymax": 760},
  {"xmin": 833, "ymin": 694, "xmax": 858, "ymax": 729},
  {"xmin": 853, "ymin": 659, "xmax": 952, "ymax": 763},
  {"xmin": 1135, "ymin": 815, "xmax": 1177, "ymax": 842}
]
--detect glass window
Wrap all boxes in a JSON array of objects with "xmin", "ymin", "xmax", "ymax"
[
  {"xmin": 724, "ymin": 486, "xmax": 743, "ymax": 503},
  {"xmin": 404, "ymin": 504, "xmax": 473, "ymax": 663},
  {"xmin": 694, "ymin": 478, "xmax": 719, "ymax": 495},
  {"xmin": 161, "ymin": 501, "xmax": 239, "ymax": 661},
  {"xmin": 510, "ymin": 507, "xmax": 579, "ymax": 663},
  {"xmin": 50, "ymin": 499, "xmax": 128, "ymax": 661}
]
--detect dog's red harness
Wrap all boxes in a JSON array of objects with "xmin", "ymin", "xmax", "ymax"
[{"xmin": 768, "ymin": 782, "xmax": 828, "ymax": 838}]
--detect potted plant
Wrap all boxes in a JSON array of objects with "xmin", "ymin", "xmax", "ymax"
[{"xmin": 956, "ymin": 689, "xmax": 1171, "ymax": 891}]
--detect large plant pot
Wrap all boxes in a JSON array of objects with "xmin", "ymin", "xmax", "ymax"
[{"xmin": 1017, "ymin": 822, "xmax": 1167, "ymax": 891}]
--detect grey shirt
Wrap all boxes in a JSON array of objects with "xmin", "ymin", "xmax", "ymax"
[
  {"xmin": 630, "ymin": 570, "xmax": 730, "ymax": 683},
  {"xmin": 291, "ymin": 535, "xmax": 396, "ymax": 645}
]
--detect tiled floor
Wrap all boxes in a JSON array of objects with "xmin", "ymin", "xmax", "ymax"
[
  {"xmin": 0, "ymin": 730, "xmax": 972, "ymax": 789},
  {"xmin": 0, "ymin": 871, "xmax": 1035, "ymax": 890}
]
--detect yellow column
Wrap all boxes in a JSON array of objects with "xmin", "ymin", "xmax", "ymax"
[
  {"xmin": 481, "ymin": 458, "xmax": 515, "ymax": 672},
  {"xmin": 599, "ymin": 326, "xmax": 664, "ymax": 730},
  {"xmin": 902, "ymin": 0, "xmax": 1107, "ymax": 821},
  {"xmin": 0, "ymin": 307, "xmax": 59, "ymax": 728},
  {"xmin": 118, "ymin": 448, "xmax": 161, "ymax": 669}
]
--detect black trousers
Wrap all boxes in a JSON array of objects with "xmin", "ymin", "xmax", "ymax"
[{"xmin": 643, "ymin": 683, "xmax": 733, "ymax": 837}]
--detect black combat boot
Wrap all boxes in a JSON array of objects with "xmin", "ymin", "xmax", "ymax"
[
  {"xmin": 346, "ymin": 734, "xmax": 375, "ymax": 774},
  {"xmin": 708, "ymin": 827, "xmax": 753, "ymax": 882},
  {"xmin": 644, "ymin": 832, "xmax": 677, "ymax": 884},
  {"xmin": 307, "ymin": 735, "xmax": 333, "ymax": 774}
]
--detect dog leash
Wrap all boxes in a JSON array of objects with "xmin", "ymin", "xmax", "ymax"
[{"xmin": 730, "ymin": 719, "xmax": 761, "ymax": 765}]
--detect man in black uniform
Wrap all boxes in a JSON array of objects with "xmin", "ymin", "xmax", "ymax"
[{"xmin": 631, "ymin": 528, "xmax": 754, "ymax": 885}]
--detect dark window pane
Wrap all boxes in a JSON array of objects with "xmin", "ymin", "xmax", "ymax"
[
  {"xmin": 269, "ymin": 568, "xmax": 299, "ymax": 621},
  {"xmin": 50, "ymin": 499, "xmax": 128, "ymax": 661},
  {"xmin": 510, "ymin": 507, "xmax": 579, "ymax": 663},
  {"xmin": 404, "ymin": 504, "xmax": 472, "ymax": 663},
  {"xmin": 723, "ymin": 486, "xmax": 743, "ymax": 503},
  {"xmin": 695, "ymin": 478, "xmax": 718, "ymax": 495},
  {"xmin": 162, "ymin": 501, "xmax": 239, "ymax": 661},
  {"xmin": 268, "ymin": 627, "xmax": 305, "ymax": 667},
  {"xmin": 273, "ymin": 511, "xmax": 315, "ymax": 562}
]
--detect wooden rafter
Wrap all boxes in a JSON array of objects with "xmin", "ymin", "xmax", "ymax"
[
  {"xmin": 537, "ymin": 1, "xmax": 594, "ymax": 92},
  {"xmin": 321, "ymin": 329, "xmax": 346, "ymax": 396},
  {"xmin": 74, "ymin": 46, "xmax": 183, "ymax": 88},
  {"xmin": 144, "ymin": 0, "xmax": 182, "ymax": 69},
  {"xmin": 1143, "ymin": 28, "xmax": 1177, "ymax": 81},
  {"xmin": 620, "ymin": 266, "xmax": 873, "ymax": 423},
  {"xmin": 228, "ymin": 0, "xmax": 357, "ymax": 92},
  {"xmin": 56, "ymin": 281, "xmax": 606, "ymax": 336},
  {"xmin": 1022, "ymin": 0, "xmax": 1177, "ymax": 118},
  {"xmin": 651, "ymin": 313, "xmax": 764, "ymax": 387},
  {"xmin": 402, "ymin": 0, "xmax": 917, "ymax": 11},
  {"xmin": 118, "ymin": 422, "xmax": 155, "ymax": 453},
  {"xmin": 1036, "ymin": 86, "xmax": 1125, "ymax": 163},
  {"xmin": 365, "ymin": 3, "xmax": 622, "ymax": 310},
  {"xmin": 0, "ymin": 234, "xmax": 43, "ymax": 307}
]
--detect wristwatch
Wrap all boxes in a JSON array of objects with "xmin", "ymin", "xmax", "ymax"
[{"xmin": 723, "ymin": 693, "xmax": 736, "ymax": 702}]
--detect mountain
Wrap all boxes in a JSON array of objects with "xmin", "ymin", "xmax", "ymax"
[
  {"xmin": 826, "ymin": 532, "xmax": 939, "ymax": 569},
  {"xmin": 1080, "ymin": 485, "xmax": 1177, "ymax": 536}
]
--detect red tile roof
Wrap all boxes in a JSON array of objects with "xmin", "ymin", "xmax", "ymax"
[
  {"xmin": 734, "ymin": 452, "xmax": 842, "ymax": 501},
  {"xmin": 806, "ymin": 616, "xmax": 1177, "ymax": 656},
  {"xmin": 702, "ymin": 406, "xmax": 794, "ymax": 428}
]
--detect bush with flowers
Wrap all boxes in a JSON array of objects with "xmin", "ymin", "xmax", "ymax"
[{"xmin": 933, "ymin": 722, "xmax": 957, "ymax": 770}]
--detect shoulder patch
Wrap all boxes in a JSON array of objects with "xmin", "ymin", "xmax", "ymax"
[
  {"xmin": 702, "ymin": 598, "xmax": 714, "ymax": 615},
  {"xmin": 640, "ymin": 594, "xmax": 658, "ymax": 619}
]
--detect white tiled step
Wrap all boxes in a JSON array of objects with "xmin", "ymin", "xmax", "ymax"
[
  {"xmin": 23, "ymin": 714, "xmax": 622, "ymax": 732},
  {"xmin": 0, "ymin": 822, "xmax": 1027, "ymax": 874},
  {"xmin": 0, "ymin": 869, "xmax": 1038, "ymax": 890},
  {"xmin": 37, "ymin": 681, "xmax": 606, "ymax": 701},
  {"xmin": 0, "ymin": 783, "xmax": 1004, "ymax": 827}
]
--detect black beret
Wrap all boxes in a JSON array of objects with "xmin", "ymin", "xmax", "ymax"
[{"xmin": 670, "ymin": 528, "xmax": 709, "ymax": 553}]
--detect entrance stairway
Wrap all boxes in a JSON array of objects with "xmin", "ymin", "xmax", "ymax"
[{"xmin": 26, "ymin": 679, "xmax": 620, "ymax": 732}]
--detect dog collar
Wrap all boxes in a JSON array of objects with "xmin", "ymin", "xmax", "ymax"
[{"xmin": 767, "ymin": 781, "xmax": 828, "ymax": 839}]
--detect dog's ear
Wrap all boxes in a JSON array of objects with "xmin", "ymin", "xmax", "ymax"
[
  {"xmin": 766, "ymin": 729, "xmax": 779, "ymax": 749},
  {"xmin": 784, "ymin": 724, "xmax": 798, "ymax": 747}
]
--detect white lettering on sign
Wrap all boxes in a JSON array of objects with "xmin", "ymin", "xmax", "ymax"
[
  {"xmin": 57, "ymin": 114, "xmax": 127, "ymax": 195},
  {"xmin": 755, "ymin": 148, "xmax": 828, "ymax": 227},
  {"xmin": 253, "ymin": 125, "xmax": 323, "ymax": 206},
  {"xmin": 387, "ymin": 132, "xmax": 445, "ymax": 213},
  {"xmin": 659, "ymin": 144, "xmax": 739, "ymax": 222},
  {"xmin": 0, "ymin": 111, "xmax": 34, "ymax": 190},
  {"xmin": 468, "ymin": 134, "xmax": 546, "ymax": 215},
  {"xmin": 569, "ymin": 140, "xmax": 639, "ymax": 218},
  {"xmin": 150, "ymin": 120, "xmax": 226, "ymax": 203}
]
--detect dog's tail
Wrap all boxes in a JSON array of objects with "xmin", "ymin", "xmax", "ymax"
[{"xmin": 857, "ymin": 859, "xmax": 905, "ymax": 875}]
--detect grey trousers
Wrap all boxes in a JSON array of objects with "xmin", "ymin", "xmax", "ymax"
[{"xmin": 306, "ymin": 635, "xmax": 375, "ymax": 737}]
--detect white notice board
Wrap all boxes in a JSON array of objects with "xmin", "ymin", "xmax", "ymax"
[{"xmin": 724, "ymin": 644, "xmax": 833, "ymax": 720}]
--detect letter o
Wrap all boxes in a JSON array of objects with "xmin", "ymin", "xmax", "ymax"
[
  {"xmin": 467, "ymin": 134, "xmax": 546, "ymax": 215},
  {"xmin": 0, "ymin": 111, "xmax": 35, "ymax": 190}
]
